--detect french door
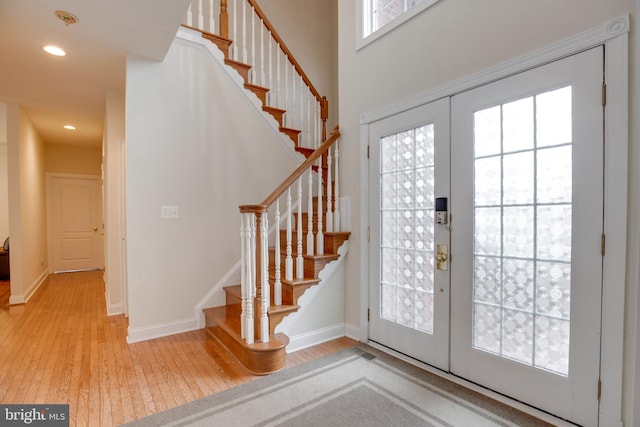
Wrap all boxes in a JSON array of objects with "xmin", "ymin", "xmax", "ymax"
[
  {"xmin": 370, "ymin": 47, "xmax": 604, "ymax": 426},
  {"xmin": 369, "ymin": 98, "xmax": 451, "ymax": 371}
]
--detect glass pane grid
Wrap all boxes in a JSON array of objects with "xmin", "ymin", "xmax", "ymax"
[
  {"xmin": 380, "ymin": 125, "xmax": 435, "ymax": 334},
  {"xmin": 472, "ymin": 86, "xmax": 572, "ymax": 376},
  {"xmin": 371, "ymin": 0, "xmax": 425, "ymax": 33}
]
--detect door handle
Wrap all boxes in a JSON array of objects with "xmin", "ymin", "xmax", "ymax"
[
  {"xmin": 436, "ymin": 244, "xmax": 448, "ymax": 271},
  {"xmin": 93, "ymin": 227, "xmax": 98, "ymax": 232}
]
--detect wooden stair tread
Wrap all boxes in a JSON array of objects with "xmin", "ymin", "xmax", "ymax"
[
  {"xmin": 223, "ymin": 285, "xmax": 302, "ymax": 312},
  {"xmin": 303, "ymin": 253, "xmax": 339, "ymax": 262},
  {"xmin": 263, "ymin": 105, "xmax": 285, "ymax": 114}
]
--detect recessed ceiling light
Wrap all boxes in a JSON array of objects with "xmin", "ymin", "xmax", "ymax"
[
  {"xmin": 64, "ymin": 125, "xmax": 76, "ymax": 130},
  {"xmin": 43, "ymin": 45, "xmax": 66, "ymax": 56}
]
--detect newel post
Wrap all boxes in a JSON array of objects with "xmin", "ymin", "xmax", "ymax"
[
  {"xmin": 220, "ymin": 0, "xmax": 229, "ymax": 38},
  {"xmin": 240, "ymin": 204, "xmax": 270, "ymax": 344}
]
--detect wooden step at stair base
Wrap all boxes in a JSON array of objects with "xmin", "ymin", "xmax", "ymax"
[
  {"xmin": 204, "ymin": 304, "xmax": 289, "ymax": 375},
  {"xmin": 224, "ymin": 284, "xmax": 301, "ymax": 330}
]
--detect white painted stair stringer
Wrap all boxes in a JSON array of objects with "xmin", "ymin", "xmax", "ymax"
[{"xmin": 175, "ymin": 26, "xmax": 304, "ymax": 163}]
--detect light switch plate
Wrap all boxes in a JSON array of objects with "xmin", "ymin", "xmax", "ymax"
[{"xmin": 161, "ymin": 206, "xmax": 179, "ymax": 219}]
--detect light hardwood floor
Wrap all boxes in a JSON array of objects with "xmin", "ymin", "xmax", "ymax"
[{"xmin": 0, "ymin": 271, "xmax": 357, "ymax": 426}]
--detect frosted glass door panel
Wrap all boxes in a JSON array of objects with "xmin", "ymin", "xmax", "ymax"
[
  {"xmin": 472, "ymin": 86, "xmax": 572, "ymax": 376},
  {"xmin": 379, "ymin": 126, "xmax": 435, "ymax": 333},
  {"xmin": 451, "ymin": 47, "xmax": 603, "ymax": 426}
]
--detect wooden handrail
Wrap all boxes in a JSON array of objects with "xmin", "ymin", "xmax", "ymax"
[
  {"xmin": 246, "ymin": 0, "xmax": 323, "ymax": 104},
  {"xmin": 239, "ymin": 126, "xmax": 340, "ymax": 213}
]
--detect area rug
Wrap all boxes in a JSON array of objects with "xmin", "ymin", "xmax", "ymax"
[{"xmin": 122, "ymin": 345, "xmax": 551, "ymax": 426}]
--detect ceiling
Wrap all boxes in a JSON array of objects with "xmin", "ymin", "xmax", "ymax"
[{"xmin": 0, "ymin": 0, "xmax": 190, "ymax": 147}]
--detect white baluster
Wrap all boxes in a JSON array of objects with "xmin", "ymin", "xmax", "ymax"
[
  {"xmin": 245, "ymin": 212, "xmax": 255, "ymax": 345},
  {"xmin": 268, "ymin": 34, "xmax": 273, "ymax": 105},
  {"xmin": 306, "ymin": 94, "xmax": 311, "ymax": 149},
  {"xmin": 198, "ymin": 0, "xmax": 204, "ymax": 29},
  {"xmin": 285, "ymin": 187, "xmax": 293, "ymax": 281},
  {"xmin": 317, "ymin": 157, "xmax": 324, "ymax": 255},
  {"xmin": 334, "ymin": 140, "xmax": 341, "ymax": 232},
  {"xmin": 306, "ymin": 167, "xmax": 314, "ymax": 256},
  {"xmin": 208, "ymin": 0, "xmax": 215, "ymax": 34},
  {"xmin": 315, "ymin": 102, "xmax": 321, "ymax": 147},
  {"xmin": 297, "ymin": 178, "xmax": 304, "ymax": 279},
  {"xmin": 276, "ymin": 46, "xmax": 281, "ymax": 108},
  {"xmin": 260, "ymin": 19, "xmax": 265, "ymax": 87},
  {"xmin": 284, "ymin": 56, "xmax": 288, "ymax": 127},
  {"xmin": 291, "ymin": 66, "xmax": 297, "ymax": 136},
  {"xmin": 186, "ymin": 2, "xmax": 193, "ymax": 27},
  {"xmin": 274, "ymin": 200, "xmax": 282, "ymax": 306},
  {"xmin": 232, "ymin": 0, "xmax": 238, "ymax": 60},
  {"xmin": 250, "ymin": 7, "xmax": 255, "ymax": 83},
  {"xmin": 299, "ymin": 77, "xmax": 304, "ymax": 147},
  {"xmin": 326, "ymin": 146, "xmax": 333, "ymax": 233},
  {"xmin": 242, "ymin": 0, "xmax": 247, "ymax": 63},
  {"xmin": 260, "ymin": 214, "xmax": 269, "ymax": 342},
  {"xmin": 240, "ymin": 214, "xmax": 246, "ymax": 339}
]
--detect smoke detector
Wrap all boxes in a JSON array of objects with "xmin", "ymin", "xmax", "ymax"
[{"xmin": 54, "ymin": 10, "xmax": 79, "ymax": 26}]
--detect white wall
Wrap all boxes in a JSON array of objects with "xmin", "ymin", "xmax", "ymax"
[
  {"xmin": 44, "ymin": 144, "xmax": 102, "ymax": 175},
  {"xmin": 103, "ymin": 89, "xmax": 126, "ymax": 316},
  {"xmin": 7, "ymin": 105, "xmax": 48, "ymax": 303},
  {"xmin": 0, "ymin": 103, "xmax": 8, "ymax": 241},
  {"xmin": 255, "ymin": 0, "xmax": 339, "ymax": 128},
  {"xmin": 125, "ymin": 38, "xmax": 301, "ymax": 340},
  {"xmin": 338, "ymin": 0, "xmax": 636, "ymax": 424}
]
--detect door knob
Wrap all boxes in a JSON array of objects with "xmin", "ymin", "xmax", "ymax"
[
  {"xmin": 436, "ymin": 244, "xmax": 448, "ymax": 271},
  {"xmin": 93, "ymin": 227, "xmax": 98, "ymax": 232}
]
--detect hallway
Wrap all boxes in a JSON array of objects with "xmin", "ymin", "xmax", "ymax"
[{"xmin": 0, "ymin": 271, "xmax": 355, "ymax": 426}]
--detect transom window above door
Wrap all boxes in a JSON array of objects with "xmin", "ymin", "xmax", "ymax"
[{"xmin": 358, "ymin": 0, "xmax": 441, "ymax": 48}]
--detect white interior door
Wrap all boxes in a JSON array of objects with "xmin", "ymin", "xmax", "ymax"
[
  {"xmin": 49, "ymin": 175, "xmax": 104, "ymax": 273},
  {"xmin": 450, "ymin": 47, "xmax": 604, "ymax": 426},
  {"xmin": 369, "ymin": 98, "xmax": 450, "ymax": 371}
]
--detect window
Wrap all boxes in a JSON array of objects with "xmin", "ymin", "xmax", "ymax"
[{"xmin": 358, "ymin": 0, "xmax": 441, "ymax": 49}]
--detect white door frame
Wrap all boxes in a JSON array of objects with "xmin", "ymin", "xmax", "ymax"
[{"xmin": 358, "ymin": 14, "xmax": 629, "ymax": 426}]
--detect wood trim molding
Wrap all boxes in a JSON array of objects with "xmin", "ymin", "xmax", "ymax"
[{"xmin": 360, "ymin": 14, "xmax": 630, "ymax": 125}]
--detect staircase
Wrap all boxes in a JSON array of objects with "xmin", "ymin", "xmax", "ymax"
[{"xmin": 184, "ymin": 0, "xmax": 349, "ymax": 375}]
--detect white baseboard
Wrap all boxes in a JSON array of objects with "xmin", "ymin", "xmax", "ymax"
[
  {"xmin": 9, "ymin": 269, "xmax": 48, "ymax": 305},
  {"xmin": 286, "ymin": 323, "xmax": 346, "ymax": 353},
  {"xmin": 127, "ymin": 317, "xmax": 200, "ymax": 343},
  {"xmin": 107, "ymin": 301, "xmax": 123, "ymax": 316}
]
